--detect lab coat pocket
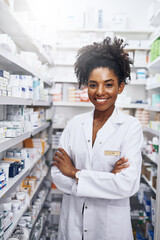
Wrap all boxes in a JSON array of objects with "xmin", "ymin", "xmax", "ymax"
[{"xmin": 107, "ymin": 205, "xmax": 133, "ymax": 240}]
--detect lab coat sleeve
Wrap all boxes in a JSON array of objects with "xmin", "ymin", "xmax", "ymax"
[
  {"xmin": 75, "ymin": 120, "xmax": 143, "ymax": 199},
  {"xmin": 51, "ymin": 121, "xmax": 76, "ymax": 194}
]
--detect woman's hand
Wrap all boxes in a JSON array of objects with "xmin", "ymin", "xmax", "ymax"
[
  {"xmin": 53, "ymin": 148, "xmax": 78, "ymax": 178},
  {"xmin": 112, "ymin": 157, "xmax": 130, "ymax": 174}
]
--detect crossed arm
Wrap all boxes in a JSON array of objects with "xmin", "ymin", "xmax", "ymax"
[{"xmin": 53, "ymin": 147, "xmax": 130, "ymax": 179}]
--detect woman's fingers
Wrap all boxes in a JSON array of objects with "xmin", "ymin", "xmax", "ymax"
[
  {"xmin": 112, "ymin": 157, "xmax": 130, "ymax": 174},
  {"xmin": 116, "ymin": 157, "xmax": 128, "ymax": 166},
  {"xmin": 53, "ymin": 156, "xmax": 62, "ymax": 163},
  {"xmin": 58, "ymin": 148, "xmax": 70, "ymax": 158},
  {"xmin": 117, "ymin": 163, "xmax": 130, "ymax": 170},
  {"xmin": 55, "ymin": 151, "xmax": 64, "ymax": 159}
]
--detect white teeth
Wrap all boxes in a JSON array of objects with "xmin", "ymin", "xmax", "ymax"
[{"xmin": 96, "ymin": 99, "xmax": 108, "ymax": 102}]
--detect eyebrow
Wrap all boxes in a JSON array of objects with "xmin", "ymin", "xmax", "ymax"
[{"xmin": 88, "ymin": 79, "xmax": 114, "ymax": 83}]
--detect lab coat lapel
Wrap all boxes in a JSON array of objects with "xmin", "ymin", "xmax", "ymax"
[
  {"xmin": 82, "ymin": 111, "xmax": 94, "ymax": 160},
  {"xmin": 92, "ymin": 118, "xmax": 116, "ymax": 156},
  {"xmin": 92, "ymin": 108, "xmax": 124, "ymax": 156}
]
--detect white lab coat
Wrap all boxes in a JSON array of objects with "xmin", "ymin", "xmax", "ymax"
[{"xmin": 51, "ymin": 107, "xmax": 143, "ymax": 240}]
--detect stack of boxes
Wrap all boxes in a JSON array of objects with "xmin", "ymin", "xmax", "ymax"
[{"xmin": 135, "ymin": 109, "xmax": 149, "ymax": 127}]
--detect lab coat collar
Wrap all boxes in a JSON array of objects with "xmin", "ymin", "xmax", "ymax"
[{"xmin": 110, "ymin": 107, "xmax": 125, "ymax": 125}]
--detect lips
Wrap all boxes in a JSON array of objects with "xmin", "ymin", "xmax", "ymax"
[{"xmin": 95, "ymin": 98, "xmax": 110, "ymax": 103}]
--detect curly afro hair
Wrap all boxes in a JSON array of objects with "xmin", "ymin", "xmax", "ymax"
[{"xmin": 74, "ymin": 37, "xmax": 133, "ymax": 88}]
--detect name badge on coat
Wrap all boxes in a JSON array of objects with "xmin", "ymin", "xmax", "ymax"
[{"xmin": 104, "ymin": 151, "xmax": 120, "ymax": 156}]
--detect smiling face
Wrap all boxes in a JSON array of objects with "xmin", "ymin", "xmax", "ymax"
[{"xmin": 88, "ymin": 67, "xmax": 124, "ymax": 115}]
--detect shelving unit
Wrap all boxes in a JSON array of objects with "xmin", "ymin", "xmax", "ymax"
[
  {"xmin": 53, "ymin": 101, "xmax": 148, "ymax": 109},
  {"xmin": 0, "ymin": 2, "xmax": 54, "ymax": 238},
  {"xmin": 57, "ymin": 28, "xmax": 153, "ymax": 34},
  {"xmin": 143, "ymin": 48, "xmax": 160, "ymax": 239},
  {"xmin": 0, "ymin": 96, "xmax": 32, "ymax": 105},
  {"xmin": 0, "ymin": 0, "xmax": 53, "ymax": 65},
  {"xmin": 56, "ymin": 45, "xmax": 150, "ymax": 51},
  {"xmin": 143, "ymin": 152, "xmax": 157, "ymax": 165},
  {"xmin": 30, "ymin": 144, "xmax": 50, "ymax": 169},
  {"xmin": 32, "ymin": 100, "xmax": 51, "ymax": 107},
  {"xmin": 143, "ymin": 127, "xmax": 159, "ymax": 137},
  {"xmin": 148, "ymin": 56, "xmax": 160, "ymax": 70},
  {"xmin": 32, "ymin": 122, "xmax": 50, "ymax": 136},
  {"xmin": 4, "ymin": 202, "xmax": 28, "ymax": 240},
  {"xmin": 0, "ymin": 47, "xmax": 42, "ymax": 78},
  {"xmin": 4, "ymin": 169, "xmax": 49, "ymax": 240},
  {"xmin": 0, "ymin": 96, "xmax": 51, "ymax": 106},
  {"xmin": 0, "ymin": 131, "xmax": 30, "ymax": 152},
  {"xmin": 146, "ymin": 82, "xmax": 160, "ymax": 91},
  {"xmin": 30, "ymin": 169, "xmax": 49, "ymax": 201},
  {"xmin": 0, "ymin": 167, "xmax": 30, "ymax": 199},
  {"xmin": 52, "ymin": 123, "xmax": 65, "ymax": 129},
  {"xmin": 0, "ymin": 46, "xmax": 52, "ymax": 86},
  {"xmin": 0, "ymin": 144, "xmax": 51, "ymax": 199},
  {"xmin": 29, "ymin": 189, "xmax": 50, "ymax": 239},
  {"xmin": 145, "ymin": 106, "xmax": 160, "ymax": 112},
  {"xmin": 52, "ymin": 79, "xmax": 146, "ymax": 85},
  {"xmin": 142, "ymin": 174, "xmax": 156, "ymax": 194}
]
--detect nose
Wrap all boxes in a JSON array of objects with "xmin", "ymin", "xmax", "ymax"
[{"xmin": 96, "ymin": 84, "xmax": 105, "ymax": 96}]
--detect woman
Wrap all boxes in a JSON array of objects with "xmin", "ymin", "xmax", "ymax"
[{"xmin": 52, "ymin": 37, "xmax": 143, "ymax": 240}]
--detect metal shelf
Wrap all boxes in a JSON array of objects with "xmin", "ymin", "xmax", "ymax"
[
  {"xmin": 53, "ymin": 101, "xmax": 148, "ymax": 109},
  {"xmin": 54, "ymin": 79, "xmax": 146, "ymax": 85},
  {"xmin": 0, "ymin": 167, "xmax": 30, "ymax": 199},
  {"xmin": 57, "ymin": 28, "xmax": 153, "ymax": 34},
  {"xmin": 149, "ymin": 9, "xmax": 160, "ymax": 27},
  {"xmin": 143, "ymin": 152, "xmax": 157, "ymax": 165},
  {"xmin": 29, "ymin": 188, "xmax": 50, "ymax": 237},
  {"xmin": 0, "ymin": 97, "xmax": 52, "ymax": 106},
  {"xmin": 145, "ymin": 106, "xmax": 160, "ymax": 112},
  {"xmin": 44, "ymin": 80, "xmax": 52, "ymax": 87},
  {"xmin": 52, "ymin": 144, "xmax": 58, "ymax": 149},
  {"xmin": 30, "ymin": 145, "xmax": 50, "ymax": 169},
  {"xmin": 146, "ymin": 82, "xmax": 160, "ymax": 91},
  {"xmin": 0, "ymin": 96, "xmax": 32, "ymax": 105},
  {"xmin": 129, "ymin": 80, "xmax": 146, "ymax": 85},
  {"xmin": 32, "ymin": 100, "xmax": 51, "ymax": 107},
  {"xmin": 0, "ymin": 131, "xmax": 30, "ymax": 153},
  {"xmin": 4, "ymin": 169, "xmax": 49, "ymax": 240},
  {"xmin": 0, "ymin": 47, "xmax": 42, "ymax": 78},
  {"xmin": 56, "ymin": 45, "xmax": 150, "ymax": 51},
  {"xmin": 116, "ymin": 103, "xmax": 148, "ymax": 109},
  {"xmin": 30, "ymin": 169, "xmax": 49, "ymax": 202},
  {"xmin": 143, "ymin": 127, "xmax": 159, "ymax": 136},
  {"xmin": 31, "ymin": 122, "xmax": 50, "ymax": 136},
  {"xmin": 148, "ymin": 56, "xmax": 160, "ymax": 70},
  {"xmin": 4, "ymin": 202, "xmax": 28, "ymax": 240},
  {"xmin": 142, "ymin": 174, "xmax": 156, "ymax": 194},
  {"xmin": 0, "ymin": 0, "xmax": 53, "ymax": 65},
  {"xmin": 0, "ymin": 140, "xmax": 50, "ymax": 200},
  {"xmin": 53, "ymin": 101, "xmax": 93, "ymax": 107},
  {"xmin": 54, "ymin": 63, "xmax": 73, "ymax": 67},
  {"xmin": 52, "ymin": 123, "xmax": 65, "ymax": 129}
]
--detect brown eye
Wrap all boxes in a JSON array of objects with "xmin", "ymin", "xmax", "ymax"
[
  {"xmin": 105, "ymin": 83, "xmax": 113, "ymax": 87},
  {"xmin": 89, "ymin": 83, "xmax": 96, "ymax": 88}
]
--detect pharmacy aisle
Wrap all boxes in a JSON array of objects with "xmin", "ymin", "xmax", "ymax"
[{"xmin": 0, "ymin": 0, "xmax": 55, "ymax": 239}]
